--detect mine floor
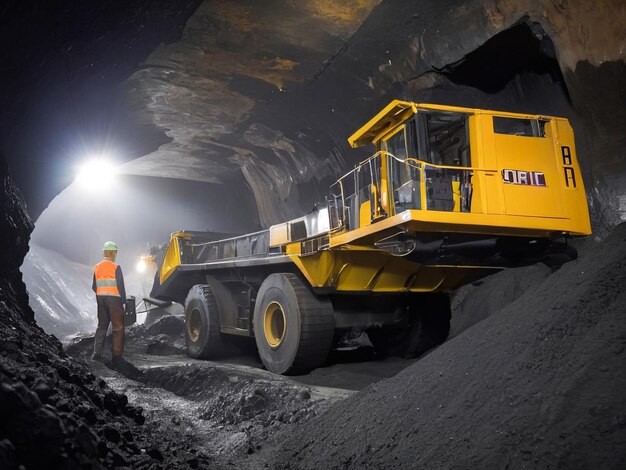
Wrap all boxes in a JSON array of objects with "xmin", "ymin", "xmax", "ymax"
[{"xmin": 68, "ymin": 329, "xmax": 418, "ymax": 467}]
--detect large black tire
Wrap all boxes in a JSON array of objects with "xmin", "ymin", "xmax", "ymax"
[
  {"xmin": 253, "ymin": 273, "xmax": 335, "ymax": 375},
  {"xmin": 369, "ymin": 293, "xmax": 451, "ymax": 358},
  {"xmin": 184, "ymin": 284, "xmax": 224, "ymax": 359}
]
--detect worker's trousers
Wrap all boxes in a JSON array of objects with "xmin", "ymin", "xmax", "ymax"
[{"xmin": 94, "ymin": 296, "xmax": 125, "ymax": 358}]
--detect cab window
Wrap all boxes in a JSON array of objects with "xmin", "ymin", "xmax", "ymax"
[
  {"xmin": 385, "ymin": 127, "xmax": 407, "ymax": 160},
  {"xmin": 422, "ymin": 111, "xmax": 470, "ymax": 167},
  {"xmin": 493, "ymin": 117, "xmax": 547, "ymax": 137}
]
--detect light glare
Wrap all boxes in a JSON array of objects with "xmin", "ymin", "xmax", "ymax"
[
  {"xmin": 136, "ymin": 259, "xmax": 147, "ymax": 273},
  {"xmin": 76, "ymin": 158, "xmax": 118, "ymax": 190}
]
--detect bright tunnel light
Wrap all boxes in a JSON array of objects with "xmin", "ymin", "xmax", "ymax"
[
  {"xmin": 136, "ymin": 259, "xmax": 147, "ymax": 273},
  {"xmin": 75, "ymin": 158, "xmax": 118, "ymax": 190}
]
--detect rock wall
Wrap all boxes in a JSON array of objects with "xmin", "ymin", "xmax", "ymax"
[
  {"xmin": 0, "ymin": 152, "xmax": 34, "ymax": 323},
  {"xmin": 20, "ymin": 244, "xmax": 96, "ymax": 341}
]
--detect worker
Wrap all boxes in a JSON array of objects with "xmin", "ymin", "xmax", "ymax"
[{"xmin": 91, "ymin": 241, "xmax": 126, "ymax": 365}]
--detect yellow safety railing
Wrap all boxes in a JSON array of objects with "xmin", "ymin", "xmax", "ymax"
[{"xmin": 329, "ymin": 151, "xmax": 501, "ymax": 230}]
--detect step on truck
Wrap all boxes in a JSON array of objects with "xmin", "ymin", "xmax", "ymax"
[{"xmin": 149, "ymin": 100, "xmax": 591, "ymax": 375}]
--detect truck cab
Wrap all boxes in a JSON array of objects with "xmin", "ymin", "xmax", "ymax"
[{"xmin": 330, "ymin": 100, "xmax": 589, "ymax": 240}]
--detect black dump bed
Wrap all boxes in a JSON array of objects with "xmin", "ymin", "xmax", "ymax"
[
  {"xmin": 149, "ymin": 230, "xmax": 286, "ymax": 303},
  {"xmin": 181, "ymin": 230, "xmax": 271, "ymax": 264}
]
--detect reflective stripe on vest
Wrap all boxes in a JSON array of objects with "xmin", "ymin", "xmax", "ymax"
[{"xmin": 94, "ymin": 259, "xmax": 120, "ymax": 297}]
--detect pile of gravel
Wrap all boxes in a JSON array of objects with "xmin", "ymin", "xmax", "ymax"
[{"xmin": 268, "ymin": 224, "xmax": 626, "ymax": 469}]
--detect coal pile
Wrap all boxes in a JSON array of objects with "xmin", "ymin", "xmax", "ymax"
[
  {"xmin": 267, "ymin": 224, "xmax": 626, "ymax": 469},
  {"xmin": 450, "ymin": 264, "xmax": 552, "ymax": 338},
  {"xmin": 140, "ymin": 315, "xmax": 187, "ymax": 356}
]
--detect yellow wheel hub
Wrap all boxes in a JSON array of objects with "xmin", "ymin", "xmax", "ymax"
[
  {"xmin": 264, "ymin": 301, "xmax": 286, "ymax": 348},
  {"xmin": 187, "ymin": 308, "xmax": 202, "ymax": 342}
]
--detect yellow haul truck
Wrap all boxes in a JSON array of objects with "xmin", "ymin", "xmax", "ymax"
[{"xmin": 150, "ymin": 100, "xmax": 591, "ymax": 375}]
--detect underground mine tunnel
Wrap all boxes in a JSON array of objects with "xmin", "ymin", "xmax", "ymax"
[{"xmin": 1, "ymin": 1, "xmax": 625, "ymax": 468}]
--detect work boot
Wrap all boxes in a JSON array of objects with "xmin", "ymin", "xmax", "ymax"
[
  {"xmin": 91, "ymin": 353, "xmax": 103, "ymax": 362},
  {"xmin": 111, "ymin": 356, "xmax": 125, "ymax": 368}
]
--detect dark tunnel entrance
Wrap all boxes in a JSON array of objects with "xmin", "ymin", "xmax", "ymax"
[{"xmin": 437, "ymin": 19, "xmax": 569, "ymax": 101}]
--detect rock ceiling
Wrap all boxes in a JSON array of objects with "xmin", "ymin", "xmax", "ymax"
[
  {"xmin": 121, "ymin": 0, "xmax": 381, "ymax": 224},
  {"xmin": 115, "ymin": 0, "xmax": 624, "ymax": 228}
]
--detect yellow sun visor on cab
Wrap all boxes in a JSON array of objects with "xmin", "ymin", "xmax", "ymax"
[{"xmin": 348, "ymin": 100, "xmax": 417, "ymax": 148}]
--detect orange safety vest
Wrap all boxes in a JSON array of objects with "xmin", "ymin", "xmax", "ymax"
[{"xmin": 94, "ymin": 259, "xmax": 120, "ymax": 297}]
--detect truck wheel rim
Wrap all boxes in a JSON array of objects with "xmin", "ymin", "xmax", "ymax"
[
  {"xmin": 264, "ymin": 301, "xmax": 286, "ymax": 348},
  {"xmin": 188, "ymin": 308, "xmax": 202, "ymax": 342}
]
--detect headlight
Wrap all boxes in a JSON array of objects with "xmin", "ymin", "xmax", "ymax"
[{"xmin": 136, "ymin": 259, "xmax": 147, "ymax": 273}]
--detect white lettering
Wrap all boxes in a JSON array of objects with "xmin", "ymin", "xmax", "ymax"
[
  {"xmin": 518, "ymin": 172, "xmax": 529, "ymax": 185},
  {"xmin": 502, "ymin": 169, "xmax": 516, "ymax": 184},
  {"xmin": 502, "ymin": 169, "xmax": 547, "ymax": 187}
]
